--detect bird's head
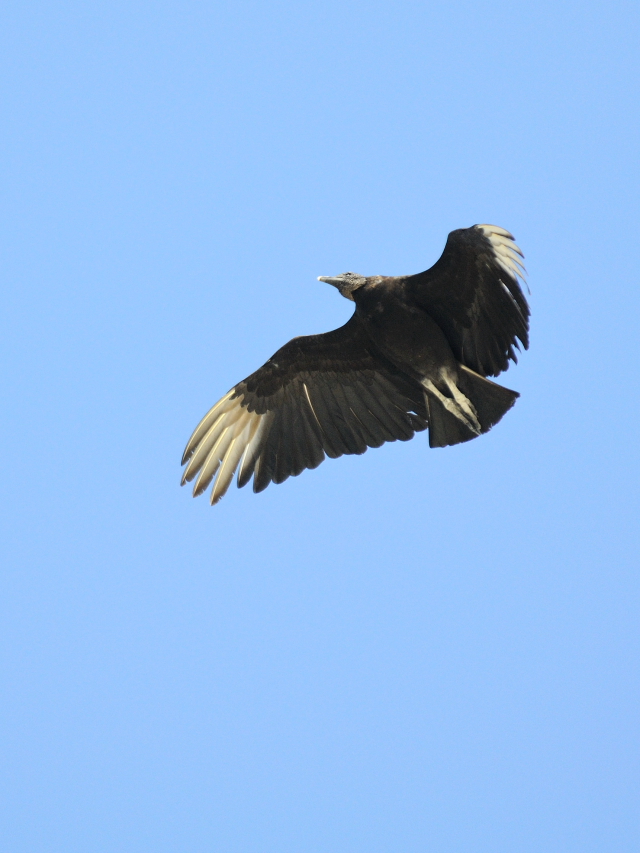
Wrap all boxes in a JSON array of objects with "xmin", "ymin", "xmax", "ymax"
[{"xmin": 317, "ymin": 272, "xmax": 367, "ymax": 301}]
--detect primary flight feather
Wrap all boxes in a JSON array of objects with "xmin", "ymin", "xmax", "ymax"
[{"xmin": 181, "ymin": 225, "xmax": 529, "ymax": 504}]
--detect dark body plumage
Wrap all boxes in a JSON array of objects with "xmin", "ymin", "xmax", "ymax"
[{"xmin": 181, "ymin": 224, "xmax": 529, "ymax": 504}]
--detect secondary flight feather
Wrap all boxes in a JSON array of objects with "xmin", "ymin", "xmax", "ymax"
[{"xmin": 181, "ymin": 225, "xmax": 529, "ymax": 504}]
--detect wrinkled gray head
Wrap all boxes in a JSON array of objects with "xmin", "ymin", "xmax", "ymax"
[{"xmin": 317, "ymin": 271, "xmax": 367, "ymax": 301}]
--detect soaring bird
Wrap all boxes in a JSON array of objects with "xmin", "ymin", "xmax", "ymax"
[{"xmin": 181, "ymin": 225, "xmax": 529, "ymax": 505}]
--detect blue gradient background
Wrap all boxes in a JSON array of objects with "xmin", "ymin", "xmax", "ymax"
[{"xmin": 2, "ymin": 1, "xmax": 639, "ymax": 850}]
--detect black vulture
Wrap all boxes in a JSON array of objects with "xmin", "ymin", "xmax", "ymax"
[{"xmin": 181, "ymin": 225, "xmax": 529, "ymax": 504}]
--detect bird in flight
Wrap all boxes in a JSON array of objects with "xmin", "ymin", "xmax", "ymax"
[{"xmin": 181, "ymin": 225, "xmax": 529, "ymax": 505}]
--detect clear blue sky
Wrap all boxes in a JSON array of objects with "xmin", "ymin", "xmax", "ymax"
[{"xmin": 2, "ymin": 1, "xmax": 639, "ymax": 850}]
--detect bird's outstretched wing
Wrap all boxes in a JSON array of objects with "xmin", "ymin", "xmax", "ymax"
[
  {"xmin": 181, "ymin": 316, "xmax": 428, "ymax": 504},
  {"xmin": 406, "ymin": 225, "xmax": 529, "ymax": 377}
]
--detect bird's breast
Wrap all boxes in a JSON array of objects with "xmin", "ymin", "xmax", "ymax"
[{"xmin": 357, "ymin": 293, "xmax": 457, "ymax": 378}]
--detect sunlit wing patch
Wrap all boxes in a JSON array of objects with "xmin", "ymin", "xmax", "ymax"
[
  {"xmin": 476, "ymin": 224, "xmax": 527, "ymax": 284},
  {"xmin": 181, "ymin": 391, "xmax": 271, "ymax": 505}
]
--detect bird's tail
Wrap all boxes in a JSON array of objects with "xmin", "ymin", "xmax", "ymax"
[{"xmin": 425, "ymin": 365, "xmax": 519, "ymax": 448}]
